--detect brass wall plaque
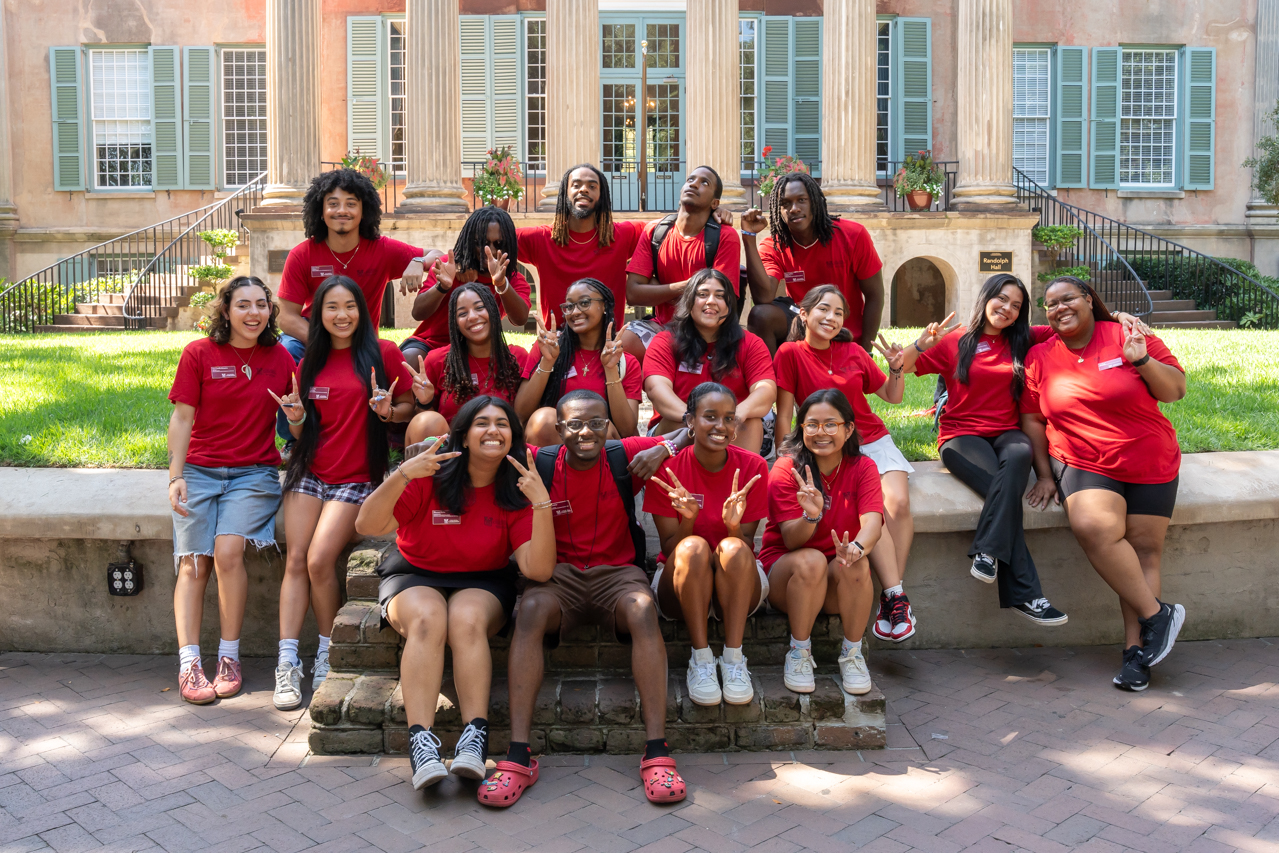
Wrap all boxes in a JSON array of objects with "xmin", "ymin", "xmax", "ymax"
[
  {"xmin": 268, "ymin": 250, "xmax": 290, "ymax": 273},
  {"xmin": 979, "ymin": 251, "xmax": 1013, "ymax": 273}
]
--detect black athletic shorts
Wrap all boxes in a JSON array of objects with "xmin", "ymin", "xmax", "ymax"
[
  {"xmin": 1050, "ymin": 458, "xmax": 1178, "ymax": 518},
  {"xmin": 772, "ymin": 296, "xmax": 801, "ymax": 316},
  {"xmin": 376, "ymin": 547, "xmax": 518, "ymax": 632}
]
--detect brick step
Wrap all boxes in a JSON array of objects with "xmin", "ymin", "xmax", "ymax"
[
  {"xmin": 1152, "ymin": 319, "xmax": 1238, "ymax": 329},
  {"xmin": 1145, "ymin": 290, "xmax": 1173, "ymax": 301},
  {"xmin": 52, "ymin": 313, "xmax": 127, "ymax": 327},
  {"xmin": 1150, "ymin": 299, "xmax": 1198, "ymax": 311},
  {"xmin": 1148, "ymin": 309, "xmax": 1218, "ymax": 323},
  {"xmin": 75, "ymin": 302, "xmax": 124, "ymax": 315},
  {"xmin": 36, "ymin": 324, "xmax": 134, "ymax": 333}
]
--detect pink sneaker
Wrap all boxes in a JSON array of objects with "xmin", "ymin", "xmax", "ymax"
[
  {"xmin": 212, "ymin": 656, "xmax": 242, "ymax": 698},
  {"xmin": 179, "ymin": 660, "xmax": 217, "ymax": 705}
]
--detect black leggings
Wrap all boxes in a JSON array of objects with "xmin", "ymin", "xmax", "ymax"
[{"xmin": 940, "ymin": 431, "xmax": 1043, "ymax": 608}]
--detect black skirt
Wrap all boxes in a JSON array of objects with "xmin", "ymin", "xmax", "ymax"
[{"xmin": 376, "ymin": 547, "xmax": 519, "ymax": 632}]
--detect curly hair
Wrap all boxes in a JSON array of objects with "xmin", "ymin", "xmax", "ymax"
[
  {"xmin": 439, "ymin": 283, "xmax": 525, "ymax": 402},
  {"xmin": 551, "ymin": 163, "xmax": 615, "ymax": 248},
  {"xmin": 452, "ymin": 206, "xmax": 518, "ymax": 279},
  {"xmin": 768, "ymin": 171, "xmax": 838, "ymax": 251},
  {"xmin": 538, "ymin": 278, "xmax": 617, "ymax": 409},
  {"xmin": 206, "ymin": 276, "xmax": 280, "ymax": 346},
  {"xmin": 302, "ymin": 169, "xmax": 382, "ymax": 243}
]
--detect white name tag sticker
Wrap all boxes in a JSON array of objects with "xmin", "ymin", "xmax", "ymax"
[
  {"xmin": 308, "ymin": 386, "xmax": 330, "ymax": 400},
  {"xmin": 471, "ymin": 373, "xmax": 480, "ymax": 383},
  {"xmin": 311, "ymin": 265, "xmax": 336, "ymax": 278},
  {"xmin": 690, "ymin": 494, "xmax": 706, "ymax": 508},
  {"xmin": 1099, "ymin": 357, "xmax": 1124, "ymax": 371},
  {"xmin": 784, "ymin": 271, "xmax": 807, "ymax": 283},
  {"xmin": 975, "ymin": 341, "xmax": 992, "ymax": 354},
  {"xmin": 677, "ymin": 360, "xmax": 704, "ymax": 374},
  {"xmin": 551, "ymin": 500, "xmax": 573, "ymax": 516},
  {"xmin": 565, "ymin": 366, "xmax": 578, "ymax": 379},
  {"xmin": 432, "ymin": 510, "xmax": 462, "ymax": 525},
  {"xmin": 211, "ymin": 366, "xmax": 237, "ymax": 380},
  {"xmin": 823, "ymin": 494, "xmax": 832, "ymax": 511}
]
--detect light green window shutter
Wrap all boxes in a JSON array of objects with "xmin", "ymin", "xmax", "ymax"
[
  {"xmin": 460, "ymin": 16, "xmax": 490, "ymax": 161},
  {"xmin": 792, "ymin": 18, "xmax": 821, "ymax": 173},
  {"xmin": 893, "ymin": 18, "xmax": 932, "ymax": 162},
  {"xmin": 491, "ymin": 16, "xmax": 521, "ymax": 155},
  {"xmin": 1090, "ymin": 47, "xmax": 1120, "ymax": 189},
  {"xmin": 183, "ymin": 47, "xmax": 215, "ymax": 189},
  {"xmin": 1054, "ymin": 46, "xmax": 1088, "ymax": 188},
  {"xmin": 151, "ymin": 47, "xmax": 182, "ymax": 189},
  {"xmin": 49, "ymin": 47, "xmax": 84, "ymax": 191},
  {"xmin": 1181, "ymin": 47, "xmax": 1215, "ymax": 190},
  {"xmin": 347, "ymin": 16, "xmax": 385, "ymax": 160},
  {"xmin": 760, "ymin": 17, "xmax": 792, "ymax": 158}
]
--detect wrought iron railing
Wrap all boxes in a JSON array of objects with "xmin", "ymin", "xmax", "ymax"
[
  {"xmin": 120, "ymin": 174, "xmax": 266, "ymax": 327},
  {"xmin": 1012, "ymin": 168, "xmax": 1154, "ymax": 319},
  {"xmin": 0, "ymin": 175, "xmax": 264, "ymax": 333},
  {"xmin": 320, "ymin": 162, "xmax": 402, "ymax": 214},
  {"xmin": 740, "ymin": 160, "xmax": 958, "ymax": 212}
]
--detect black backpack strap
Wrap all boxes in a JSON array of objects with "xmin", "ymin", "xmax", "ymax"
[
  {"xmin": 534, "ymin": 444, "xmax": 560, "ymax": 493},
  {"xmin": 702, "ymin": 215, "xmax": 721, "ymax": 270},
  {"xmin": 603, "ymin": 440, "xmax": 647, "ymax": 568},
  {"xmin": 649, "ymin": 213, "xmax": 679, "ymax": 282}
]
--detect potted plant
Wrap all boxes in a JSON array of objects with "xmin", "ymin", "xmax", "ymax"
[
  {"xmin": 473, "ymin": 146, "xmax": 525, "ymax": 210},
  {"xmin": 893, "ymin": 150, "xmax": 946, "ymax": 211},
  {"xmin": 340, "ymin": 150, "xmax": 389, "ymax": 190},
  {"xmin": 756, "ymin": 146, "xmax": 810, "ymax": 200},
  {"xmin": 1031, "ymin": 225, "xmax": 1088, "ymax": 282}
]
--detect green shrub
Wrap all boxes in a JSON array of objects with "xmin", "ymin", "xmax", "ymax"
[
  {"xmin": 1037, "ymin": 265, "xmax": 1091, "ymax": 283},
  {"xmin": 198, "ymin": 229, "xmax": 240, "ymax": 257},
  {"xmin": 1122, "ymin": 254, "xmax": 1279, "ymax": 327},
  {"xmin": 188, "ymin": 292, "xmax": 215, "ymax": 308},
  {"xmin": 190, "ymin": 263, "xmax": 232, "ymax": 282},
  {"xmin": 1032, "ymin": 225, "xmax": 1083, "ymax": 252}
]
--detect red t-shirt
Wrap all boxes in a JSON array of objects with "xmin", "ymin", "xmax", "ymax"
[
  {"xmin": 297, "ymin": 339, "xmax": 412, "ymax": 484},
  {"xmin": 408, "ymin": 259, "xmax": 532, "ymax": 348},
  {"xmin": 517, "ymin": 221, "xmax": 645, "ymax": 326},
  {"xmin": 642, "ymin": 330, "xmax": 775, "ymax": 428},
  {"xmin": 1020, "ymin": 322, "xmax": 1182, "ymax": 484},
  {"xmin": 644, "ymin": 445, "xmax": 769, "ymax": 562},
  {"xmin": 422, "ymin": 344, "xmax": 528, "ymax": 423},
  {"xmin": 625, "ymin": 220, "xmax": 743, "ymax": 325},
  {"xmin": 278, "ymin": 236, "xmax": 423, "ymax": 328},
  {"xmin": 774, "ymin": 339, "xmax": 890, "ymax": 445},
  {"xmin": 521, "ymin": 343, "xmax": 643, "ymax": 402},
  {"xmin": 545, "ymin": 436, "xmax": 661, "ymax": 568},
  {"xmin": 169, "ymin": 338, "xmax": 296, "ymax": 468},
  {"xmin": 758, "ymin": 219, "xmax": 883, "ymax": 334},
  {"xmin": 914, "ymin": 326, "xmax": 1056, "ymax": 446},
  {"xmin": 758, "ymin": 454, "xmax": 885, "ymax": 572},
  {"xmin": 394, "ymin": 476, "xmax": 533, "ymax": 573}
]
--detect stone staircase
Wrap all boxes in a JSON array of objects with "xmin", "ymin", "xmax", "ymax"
[{"xmin": 308, "ymin": 545, "xmax": 887, "ymax": 756}]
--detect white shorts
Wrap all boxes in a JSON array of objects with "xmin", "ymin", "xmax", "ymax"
[
  {"xmin": 650, "ymin": 558, "xmax": 770, "ymax": 621},
  {"xmin": 861, "ymin": 434, "xmax": 915, "ymax": 476}
]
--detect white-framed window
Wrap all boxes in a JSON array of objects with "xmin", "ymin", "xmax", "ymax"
[
  {"xmin": 525, "ymin": 17, "xmax": 547, "ymax": 172},
  {"xmin": 220, "ymin": 48, "xmax": 267, "ymax": 187},
  {"xmin": 740, "ymin": 18, "xmax": 756, "ymax": 170},
  {"xmin": 1120, "ymin": 49, "xmax": 1177, "ymax": 186},
  {"xmin": 388, "ymin": 21, "xmax": 407, "ymax": 174},
  {"xmin": 90, "ymin": 48, "xmax": 152, "ymax": 188},
  {"xmin": 876, "ymin": 21, "xmax": 891, "ymax": 173},
  {"xmin": 1013, "ymin": 47, "xmax": 1051, "ymax": 184}
]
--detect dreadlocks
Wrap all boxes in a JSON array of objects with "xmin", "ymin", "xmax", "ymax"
[
  {"xmin": 452, "ymin": 206, "xmax": 518, "ymax": 279},
  {"xmin": 538, "ymin": 278, "xmax": 616, "ymax": 409},
  {"xmin": 768, "ymin": 171, "xmax": 839, "ymax": 251},
  {"xmin": 551, "ymin": 164, "xmax": 616, "ymax": 249},
  {"xmin": 439, "ymin": 283, "xmax": 525, "ymax": 402}
]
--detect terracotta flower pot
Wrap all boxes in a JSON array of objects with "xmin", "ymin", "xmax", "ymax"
[
  {"xmin": 494, "ymin": 198, "xmax": 511, "ymax": 211},
  {"xmin": 906, "ymin": 190, "xmax": 934, "ymax": 211}
]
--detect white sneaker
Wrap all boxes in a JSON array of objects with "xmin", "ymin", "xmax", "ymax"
[
  {"xmin": 311, "ymin": 654, "xmax": 330, "ymax": 690},
  {"xmin": 686, "ymin": 651, "xmax": 722, "ymax": 706},
  {"xmin": 783, "ymin": 648, "xmax": 816, "ymax": 693},
  {"xmin": 838, "ymin": 646, "xmax": 873, "ymax": 695},
  {"xmin": 409, "ymin": 729, "xmax": 448, "ymax": 790},
  {"xmin": 719, "ymin": 653, "xmax": 754, "ymax": 705},
  {"xmin": 450, "ymin": 722, "xmax": 488, "ymax": 780},
  {"xmin": 273, "ymin": 662, "xmax": 303, "ymax": 710}
]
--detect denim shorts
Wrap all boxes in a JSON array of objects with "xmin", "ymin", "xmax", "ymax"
[{"xmin": 172, "ymin": 464, "xmax": 283, "ymax": 570}]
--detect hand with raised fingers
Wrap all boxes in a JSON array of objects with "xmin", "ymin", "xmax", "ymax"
[
  {"xmin": 368, "ymin": 367, "xmax": 398, "ymax": 421},
  {"xmin": 650, "ymin": 470, "xmax": 700, "ymax": 520},
  {"xmin": 405, "ymin": 354, "xmax": 434, "ymax": 406},
  {"xmin": 168, "ymin": 477, "xmax": 189, "ymax": 517},
  {"xmin": 713, "ymin": 207, "xmax": 735, "ymax": 227},
  {"xmin": 831, "ymin": 530, "xmax": 864, "ymax": 567},
  {"xmin": 1123, "ymin": 325, "xmax": 1149, "ymax": 365},
  {"xmin": 1026, "ymin": 475, "xmax": 1060, "ymax": 511},
  {"xmin": 740, "ymin": 208, "xmax": 768, "ymax": 234},
  {"xmin": 434, "ymin": 256, "xmax": 459, "ymax": 293},
  {"xmin": 873, "ymin": 334, "xmax": 907, "ymax": 373},
  {"xmin": 267, "ymin": 374, "xmax": 305, "ymax": 423},
  {"xmin": 916, "ymin": 311, "xmax": 961, "ymax": 352},
  {"xmin": 507, "ymin": 447, "xmax": 553, "ymax": 506},
  {"xmin": 400, "ymin": 435, "xmax": 462, "ymax": 480},
  {"xmin": 485, "ymin": 245, "xmax": 510, "ymax": 286},
  {"xmin": 1115, "ymin": 312, "xmax": 1152, "ymax": 336},
  {"xmin": 601, "ymin": 322, "xmax": 624, "ymax": 372},
  {"xmin": 722, "ymin": 468, "xmax": 762, "ymax": 529},
  {"xmin": 535, "ymin": 314, "xmax": 561, "ymax": 367},
  {"xmin": 791, "ymin": 465, "xmax": 824, "ymax": 521}
]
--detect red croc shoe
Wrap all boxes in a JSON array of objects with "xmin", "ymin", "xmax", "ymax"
[
  {"xmin": 640, "ymin": 756, "xmax": 686, "ymax": 803},
  {"xmin": 476, "ymin": 759, "xmax": 539, "ymax": 808}
]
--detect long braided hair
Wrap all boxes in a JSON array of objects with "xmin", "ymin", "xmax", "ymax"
[
  {"xmin": 439, "ymin": 283, "xmax": 524, "ymax": 402},
  {"xmin": 551, "ymin": 163, "xmax": 615, "ymax": 248},
  {"xmin": 538, "ymin": 278, "xmax": 617, "ymax": 409},
  {"xmin": 451, "ymin": 206, "xmax": 518, "ymax": 280},
  {"xmin": 768, "ymin": 172, "xmax": 838, "ymax": 251}
]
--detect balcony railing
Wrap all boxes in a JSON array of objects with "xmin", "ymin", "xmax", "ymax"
[
  {"xmin": 462, "ymin": 161, "xmax": 543, "ymax": 214},
  {"xmin": 740, "ymin": 160, "xmax": 958, "ymax": 212}
]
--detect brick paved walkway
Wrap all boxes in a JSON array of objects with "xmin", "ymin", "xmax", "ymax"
[{"xmin": 1, "ymin": 639, "xmax": 1276, "ymax": 852}]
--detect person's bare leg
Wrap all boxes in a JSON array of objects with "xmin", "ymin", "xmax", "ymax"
[
  {"xmin": 524, "ymin": 407, "xmax": 560, "ymax": 447},
  {"xmin": 1063, "ymin": 491, "xmax": 1161, "ymax": 628},
  {"xmin": 174, "ymin": 555, "xmax": 215, "ymax": 647},
  {"xmin": 279, "ymin": 492, "xmax": 323, "ymax": 641},
  {"xmin": 1119, "ymin": 514, "xmax": 1171, "ymax": 648},
  {"xmin": 731, "ymin": 418, "xmax": 764, "ymax": 454},
  {"xmin": 615, "ymin": 590, "xmax": 667, "ymax": 740},
  {"xmin": 406, "ymin": 411, "xmax": 450, "ymax": 446},
  {"xmin": 446, "ymin": 589, "xmax": 506, "ymax": 722},
  {"xmin": 766, "ymin": 549, "xmax": 828, "ymax": 642},
  {"xmin": 507, "ymin": 590, "xmax": 561, "ymax": 743},
  {"xmin": 653, "ymin": 417, "xmax": 684, "ymax": 436},
  {"xmin": 212, "ymin": 535, "xmax": 248, "ymax": 642},
  {"xmin": 713, "ymin": 538, "xmax": 761, "ymax": 648},
  {"xmin": 826, "ymin": 555, "xmax": 874, "ymax": 642},
  {"xmin": 305, "ymin": 501, "xmax": 363, "ymax": 637},
  {"xmin": 657, "ymin": 537, "xmax": 714, "ymax": 649},
  {"xmin": 867, "ymin": 527, "xmax": 901, "ymax": 589},
  {"xmin": 618, "ymin": 328, "xmax": 648, "ymax": 365},
  {"xmin": 881, "ymin": 471, "xmax": 913, "ymax": 581},
  {"xmin": 746, "ymin": 303, "xmax": 791, "ymax": 355},
  {"xmin": 387, "ymin": 586, "xmax": 449, "ymax": 728}
]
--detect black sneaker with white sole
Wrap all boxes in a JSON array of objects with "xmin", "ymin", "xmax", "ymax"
[
  {"xmin": 970, "ymin": 554, "xmax": 997, "ymax": 583},
  {"xmin": 1138, "ymin": 601, "xmax": 1185, "ymax": 667},
  {"xmin": 409, "ymin": 728, "xmax": 448, "ymax": 789},
  {"xmin": 1113, "ymin": 645, "xmax": 1150, "ymax": 691},
  {"xmin": 450, "ymin": 720, "xmax": 489, "ymax": 780},
  {"xmin": 1012, "ymin": 598, "xmax": 1068, "ymax": 625}
]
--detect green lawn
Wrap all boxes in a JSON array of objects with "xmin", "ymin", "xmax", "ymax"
[{"xmin": 1, "ymin": 328, "xmax": 1276, "ymax": 468}]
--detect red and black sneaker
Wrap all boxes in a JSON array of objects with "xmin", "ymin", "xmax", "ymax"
[
  {"xmin": 872, "ymin": 591, "xmax": 894, "ymax": 641},
  {"xmin": 888, "ymin": 593, "xmax": 916, "ymax": 642}
]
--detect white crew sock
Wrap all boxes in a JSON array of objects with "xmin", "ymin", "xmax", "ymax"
[
  {"xmin": 317, "ymin": 635, "xmax": 331, "ymax": 659},
  {"xmin": 790, "ymin": 636, "xmax": 812, "ymax": 651},
  {"xmin": 842, "ymin": 638, "xmax": 862, "ymax": 657},
  {"xmin": 691, "ymin": 646, "xmax": 714, "ymax": 664},
  {"xmin": 178, "ymin": 645, "xmax": 200, "ymax": 673},
  {"xmin": 278, "ymin": 639, "xmax": 300, "ymax": 669},
  {"xmin": 217, "ymin": 638, "xmax": 240, "ymax": 662},
  {"xmin": 721, "ymin": 646, "xmax": 744, "ymax": 664},
  {"xmin": 884, "ymin": 583, "xmax": 904, "ymax": 597}
]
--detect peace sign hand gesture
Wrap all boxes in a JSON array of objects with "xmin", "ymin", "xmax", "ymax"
[
  {"xmin": 484, "ymin": 245, "xmax": 510, "ymax": 285},
  {"xmin": 830, "ymin": 530, "xmax": 864, "ymax": 567},
  {"xmin": 535, "ymin": 314, "xmax": 561, "ymax": 366},
  {"xmin": 722, "ymin": 468, "xmax": 762, "ymax": 530},
  {"xmin": 400, "ymin": 435, "xmax": 462, "ymax": 480},
  {"xmin": 916, "ymin": 311, "xmax": 961, "ymax": 352},
  {"xmin": 1123, "ymin": 326, "xmax": 1149, "ymax": 365},
  {"xmin": 268, "ymin": 374, "xmax": 304, "ymax": 422},
  {"xmin": 650, "ymin": 471, "xmax": 700, "ymax": 520},
  {"xmin": 791, "ymin": 465, "xmax": 824, "ymax": 520},
  {"xmin": 368, "ymin": 367, "xmax": 399, "ymax": 420},
  {"xmin": 873, "ymin": 334, "xmax": 907, "ymax": 372},
  {"xmin": 507, "ymin": 448, "xmax": 553, "ymax": 506},
  {"xmin": 405, "ymin": 354, "xmax": 435, "ymax": 405},
  {"xmin": 740, "ymin": 208, "xmax": 768, "ymax": 234},
  {"xmin": 601, "ymin": 322, "xmax": 624, "ymax": 372}
]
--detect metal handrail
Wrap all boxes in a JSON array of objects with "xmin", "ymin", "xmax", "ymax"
[{"xmin": 121, "ymin": 173, "xmax": 266, "ymax": 323}]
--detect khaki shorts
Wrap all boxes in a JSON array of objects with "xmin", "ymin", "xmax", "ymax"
[{"xmin": 520, "ymin": 562, "xmax": 655, "ymax": 647}]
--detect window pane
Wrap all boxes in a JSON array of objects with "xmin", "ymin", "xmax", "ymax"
[
  {"xmin": 91, "ymin": 49, "xmax": 152, "ymax": 188},
  {"xmin": 1012, "ymin": 48, "xmax": 1050, "ymax": 184},
  {"xmin": 877, "ymin": 22, "xmax": 891, "ymax": 174},
  {"xmin": 1120, "ymin": 49, "xmax": 1177, "ymax": 185},
  {"xmin": 602, "ymin": 24, "xmax": 636, "ymax": 69},
  {"xmin": 646, "ymin": 23, "xmax": 680, "ymax": 69},
  {"xmin": 740, "ymin": 19, "xmax": 756, "ymax": 169},
  {"xmin": 388, "ymin": 22, "xmax": 407, "ymax": 175},
  {"xmin": 221, "ymin": 48, "xmax": 268, "ymax": 186},
  {"xmin": 526, "ymin": 18, "xmax": 547, "ymax": 172},
  {"xmin": 602, "ymin": 83, "xmax": 637, "ymax": 169}
]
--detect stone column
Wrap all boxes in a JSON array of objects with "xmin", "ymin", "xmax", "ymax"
[
  {"xmin": 821, "ymin": 0, "xmax": 884, "ymax": 209},
  {"xmin": 399, "ymin": 0, "xmax": 467, "ymax": 211},
  {"xmin": 540, "ymin": 0, "xmax": 601, "ymax": 210},
  {"xmin": 0, "ymin": 5, "xmax": 19, "ymax": 280},
  {"xmin": 1247, "ymin": 0, "xmax": 1279, "ymax": 220},
  {"xmin": 262, "ymin": 0, "xmax": 321, "ymax": 206},
  {"xmin": 952, "ymin": 0, "xmax": 1017, "ymax": 208},
  {"xmin": 686, "ymin": 0, "xmax": 746, "ymax": 207}
]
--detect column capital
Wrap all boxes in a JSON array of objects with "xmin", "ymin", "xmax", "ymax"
[{"xmin": 953, "ymin": 0, "xmax": 1017, "ymax": 209}]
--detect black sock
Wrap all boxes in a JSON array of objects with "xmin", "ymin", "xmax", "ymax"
[
  {"xmin": 506, "ymin": 741, "xmax": 532, "ymax": 767},
  {"xmin": 643, "ymin": 738, "xmax": 670, "ymax": 761},
  {"xmin": 468, "ymin": 718, "xmax": 489, "ymax": 758},
  {"xmin": 409, "ymin": 724, "xmax": 425, "ymax": 738}
]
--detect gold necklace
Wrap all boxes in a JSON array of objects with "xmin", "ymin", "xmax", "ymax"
[
  {"xmin": 579, "ymin": 349, "xmax": 601, "ymax": 375},
  {"xmin": 811, "ymin": 340, "xmax": 836, "ymax": 374},
  {"xmin": 328, "ymin": 239, "xmax": 360, "ymax": 270},
  {"xmin": 568, "ymin": 230, "xmax": 595, "ymax": 245},
  {"xmin": 820, "ymin": 458, "xmax": 843, "ymax": 490}
]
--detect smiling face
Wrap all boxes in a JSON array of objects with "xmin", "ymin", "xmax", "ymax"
[
  {"xmin": 779, "ymin": 179, "xmax": 813, "ymax": 236},
  {"xmin": 320, "ymin": 284, "xmax": 360, "ymax": 342},
  {"xmin": 1044, "ymin": 280, "xmax": 1094, "ymax": 338},
  {"xmin": 690, "ymin": 278, "xmax": 730, "ymax": 333},
  {"xmin": 681, "ymin": 167, "xmax": 721, "ymax": 212},
  {"xmin": 984, "ymin": 282, "xmax": 1026, "ymax": 332},
  {"xmin": 567, "ymin": 167, "xmax": 602, "ymax": 220},
  {"xmin": 227, "ymin": 283, "xmax": 270, "ymax": 344},
  {"xmin": 685, "ymin": 391, "xmax": 738, "ymax": 452},
  {"xmin": 800, "ymin": 402, "xmax": 853, "ymax": 459},
  {"xmin": 557, "ymin": 397, "xmax": 610, "ymax": 465},
  {"xmin": 800, "ymin": 292, "xmax": 847, "ymax": 342},
  {"xmin": 322, "ymin": 188, "xmax": 362, "ymax": 238},
  {"xmin": 464, "ymin": 404, "xmax": 513, "ymax": 462},
  {"xmin": 563, "ymin": 281, "xmax": 605, "ymax": 336},
  {"xmin": 453, "ymin": 289, "xmax": 492, "ymax": 345}
]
